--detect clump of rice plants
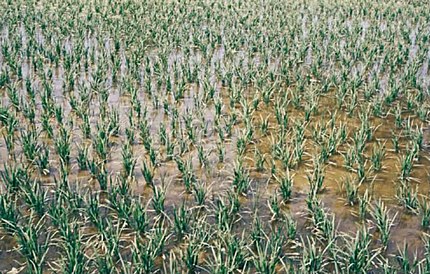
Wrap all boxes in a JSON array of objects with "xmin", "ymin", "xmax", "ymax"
[{"xmin": 0, "ymin": 0, "xmax": 429, "ymax": 272}]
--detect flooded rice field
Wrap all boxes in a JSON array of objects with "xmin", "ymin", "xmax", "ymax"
[{"xmin": 0, "ymin": 0, "xmax": 430, "ymax": 273}]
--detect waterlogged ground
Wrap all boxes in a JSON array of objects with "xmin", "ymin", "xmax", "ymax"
[{"xmin": 0, "ymin": 0, "xmax": 430, "ymax": 273}]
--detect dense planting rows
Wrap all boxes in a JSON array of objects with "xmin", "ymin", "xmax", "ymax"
[{"xmin": 0, "ymin": 0, "xmax": 430, "ymax": 273}]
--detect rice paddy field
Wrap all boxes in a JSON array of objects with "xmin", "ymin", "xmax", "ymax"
[{"xmin": 0, "ymin": 0, "xmax": 430, "ymax": 273}]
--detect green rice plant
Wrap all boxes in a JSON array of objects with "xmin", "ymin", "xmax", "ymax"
[
  {"xmin": 391, "ymin": 132, "xmax": 400, "ymax": 153},
  {"xmin": 92, "ymin": 163, "xmax": 109, "ymax": 191},
  {"xmin": 148, "ymin": 146, "xmax": 158, "ymax": 166},
  {"xmin": 107, "ymin": 188, "xmax": 132, "ymax": 222},
  {"xmin": 159, "ymin": 123, "xmax": 167, "ymax": 146},
  {"xmin": 300, "ymin": 236, "xmax": 332, "ymax": 273},
  {"xmin": 294, "ymin": 138, "xmax": 305, "ymax": 166},
  {"xmin": 40, "ymin": 111, "xmax": 54, "ymax": 139},
  {"xmin": 399, "ymin": 148, "xmax": 415, "ymax": 181},
  {"xmin": 56, "ymin": 222, "xmax": 86, "ymax": 274},
  {"xmin": 343, "ymin": 176, "xmax": 360, "ymax": 206},
  {"xmin": 268, "ymin": 192, "xmax": 282, "ymax": 221},
  {"xmin": 420, "ymin": 234, "xmax": 430, "ymax": 273},
  {"xmin": 121, "ymin": 142, "xmax": 136, "ymax": 177},
  {"xmin": 3, "ymin": 117, "xmax": 16, "ymax": 154},
  {"xmin": 54, "ymin": 105, "xmax": 63, "ymax": 125},
  {"xmin": 227, "ymin": 190, "xmax": 241, "ymax": 216},
  {"xmin": 20, "ymin": 180, "xmax": 48, "ymax": 217},
  {"xmin": 250, "ymin": 230, "xmax": 284, "ymax": 274},
  {"xmin": 21, "ymin": 128, "xmax": 39, "ymax": 163},
  {"xmin": 125, "ymin": 127, "xmax": 135, "ymax": 145},
  {"xmin": 93, "ymin": 126, "xmax": 110, "ymax": 164},
  {"xmin": 216, "ymin": 141, "xmax": 225, "ymax": 163},
  {"xmin": 197, "ymin": 143, "xmax": 210, "ymax": 167},
  {"xmin": 416, "ymin": 103, "xmax": 429, "ymax": 122},
  {"xmin": 236, "ymin": 133, "xmax": 247, "ymax": 156},
  {"xmin": 214, "ymin": 97, "xmax": 223, "ymax": 117},
  {"xmin": 215, "ymin": 198, "xmax": 233, "ymax": 232},
  {"xmin": 260, "ymin": 115, "xmax": 270, "ymax": 136},
  {"xmin": 181, "ymin": 238, "xmax": 202, "ymax": 273},
  {"xmin": 207, "ymin": 235, "xmax": 248, "ymax": 273},
  {"xmin": 343, "ymin": 146, "xmax": 357, "ymax": 172},
  {"xmin": 1, "ymin": 163, "xmax": 28, "ymax": 192},
  {"xmin": 11, "ymin": 215, "xmax": 52, "ymax": 274},
  {"xmin": 394, "ymin": 104, "xmax": 403, "ymax": 128},
  {"xmin": 358, "ymin": 189, "xmax": 371, "ymax": 220},
  {"xmin": 141, "ymin": 160, "xmax": 154, "ymax": 186},
  {"xmin": 36, "ymin": 145, "xmax": 50, "ymax": 175},
  {"xmin": 76, "ymin": 144, "xmax": 89, "ymax": 170},
  {"xmin": 232, "ymin": 159, "xmax": 251, "ymax": 196},
  {"xmin": 404, "ymin": 116, "xmax": 413, "ymax": 137},
  {"xmin": 412, "ymin": 125, "xmax": 424, "ymax": 151},
  {"xmin": 395, "ymin": 242, "xmax": 418, "ymax": 273},
  {"xmin": 165, "ymin": 136, "xmax": 175, "ymax": 161},
  {"xmin": 55, "ymin": 126, "xmax": 71, "ymax": 165},
  {"xmin": 254, "ymin": 146, "xmax": 266, "ymax": 172},
  {"xmin": 370, "ymin": 141, "xmax": 386, "ymax": 172},
  {"xmin": 421, "ymin": 199, "xmax": 430, "ymax": 229},
  {"xmin": 152, "ymin": 185, "xmax": 166, "ymax": 215},
  {"xmin": 108, "ymin": 108, "xmax": 120, "ymax": 136},
  {"xmin": 370, "ymin": 199, "xmax": 397, "ymax": 248},
  {"xmin": 79, "ymin": 111, "xmax": 91, "ymax": 139},
  {"xmin": 131, "ymin": 236, "xmax": 157, "ymax": 273},
  {"xmin": 193, "ymin": 182, "xmax": 207, "ymax": 207},
  {"xmin": 130, "ymin": 198, "xmax": 149, "ymax": 234},
  {"xmin": 280, "ymin": 143, "xmax": 293, "ymax": 170},
  {"xmin": 282, "ymin": 214, "xmax": 297, "ymax": 240},
  {"xmin": 396, "ymin": 180, "xmax": 419, "ymax": 214},
  {"xmin": 178, "ymin": 158, "xmax": 197, "ymax": 193},
  {"xmin": 275, "ymin": 169, "xmax": 293, "ymax": 203},
  {"xmin": 0, "ymin": 193, "xmax": 19, "ymax": 234},
  {"xmin": 224, "ymin": 112, "xmax": 236, "ymax": 138},
  {"xmin": 6, "ymin": 84, "xmax": 20, "ymax": 110},
  {"xmin": 306, "ymin": 194, "xmax": 336, "ymax": 242},
  {"xmin": 173, "ymin": 202, "xmax": 191, "ymax": 239},
  {"xmin": 339, "ymin": 225, "xmax": 378, "ymax": 273},
  {"xmin": 356, "ymin": 158, "xmax": 372, "ymax": 183},
  {"xmin": 85, "ymin": 193, "xmax": 103, "ymax": 231},
  {"xmin": 306, "ymin": 156, "xmax": 325, "ymax": 194}
]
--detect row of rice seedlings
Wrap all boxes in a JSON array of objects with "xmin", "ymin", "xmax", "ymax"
[{"xmin": 0, "ymin": 0, "xmax": 429, "ymax": 272}]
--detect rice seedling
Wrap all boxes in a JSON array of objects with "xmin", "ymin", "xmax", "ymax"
[
  {"xmin": 421, "ymin": 199, "xmax": 430, "ymax": 229},
  {"xmin": 141, "ymin": 160, "xmax": 154, "ymax": 187},
  {"xmin": 395, "ymin": 242, "xmax": 419, "ymax": 273},
  {"xmin": 300, "ymin": 236, "xmax": 332, "ymax": 273},
  {"xmin": 358, "ymin": 189, "xmax": 371, "ymax": 220},
  {"xmin": 121, "ymin": 141, "xmax": 136, "ymax": 178},
  {"xmin": 9, "ymin": 214, "xmax": 52, "ymax": 274},
  {"xmin": 370, "ymin": 199, "xmax": 397, "ymax": 248},
  {"xmin": 371, "ymin": 141, "xmax": 386, "ymax": 172},
  {"xmin": 152, "ymin": 185, "xmax": 166, "ymax": 216},
  {"xmin": 250, "ymin": 230, "xmax": 284, "ymax": 274},
  {"xmin": 275, "ymin": 169, "xmax": 294, "ymax": 203},
  {"xmin": 232, "ymin": 159, "xmax": 252, "ymax": 196},
  {"xmin": 173, "ymin": 202, "xmax": 191, "ymax": 239},
  {"xmin": 36, "ymin": 145, "xmax": 50, "ymax": 175},
  {"xmin": 0, "ymin": 193, "xmax": 19, "ymax": 234},
  {"xmin": 343, "ymin": 176, "xmax": 361, "ymax": 206},
  {"xmin": 396, "ymin": 180, "xmax": 419, "ymax": 214},
  {"xmin": 306, "ymin": 156, "xmax": 325, "ymax": 194},
  {"xmin": 193, "ymin": 182, "xmax": 207, "ymax": 207},
  {"xmin": 338, "ymin": 225, "xmax": 379, "ymax": 273},
  {"xmin": 76, "ymin": 144, "xmax": 89, "ymax": 170},
  {"xmin": 0, "ymin": 0, "xmax": 430, "ymax": 271}
]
